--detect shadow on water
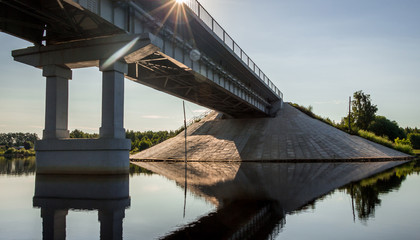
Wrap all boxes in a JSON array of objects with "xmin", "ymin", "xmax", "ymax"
[{"xmin": 134, "ymin": 159, "xmax": 419, "ymax": 239}]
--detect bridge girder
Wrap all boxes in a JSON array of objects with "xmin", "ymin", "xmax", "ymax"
[{"xmin": 3, "ymin": 0, "xmax": 283, "ymax": 118}]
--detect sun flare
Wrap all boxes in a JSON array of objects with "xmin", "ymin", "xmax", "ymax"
[{"xmin": 175, "ymin": 0, "xmax": 186, "ymax": 4}]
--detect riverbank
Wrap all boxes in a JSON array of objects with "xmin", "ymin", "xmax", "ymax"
[
  {"xmin": 0, "ymin": 148, "xmax": 35, "ymax": 157},
  {"xmin": 131, "ymin": 103, "xmax": 412, "ymax": 162}
]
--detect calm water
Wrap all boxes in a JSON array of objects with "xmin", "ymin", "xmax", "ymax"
[{"xmin": 0, "ymin": 157, "xmax": 419, "ymax": 240}]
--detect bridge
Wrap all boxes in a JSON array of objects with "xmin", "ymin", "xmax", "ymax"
[
  {"xmin": 1, "ymin": 0, "xmax": 283, "ymax": 173},
  {"xmin": 3, "ymin": 0, "xmax": 283, "ymax": 117}
]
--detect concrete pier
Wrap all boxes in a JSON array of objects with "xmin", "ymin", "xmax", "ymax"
[{"xmin": 12, "ymin": 34, "xmax": 153, "ymax": 174}]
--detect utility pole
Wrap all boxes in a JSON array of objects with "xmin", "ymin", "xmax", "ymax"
[
  {"xmin": 183, "ymin": 101, "xmax": 187, "ymax": 163},
  {"xmin": 348, "ymin": 96, "xmax": 352, "ymax": 132},
  {"xmin": 183, "ymin": 101, "xmax": 188, "ymax": 218}
]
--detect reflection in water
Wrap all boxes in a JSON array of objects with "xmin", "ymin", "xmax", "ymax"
[
  {"xmin": 1, "ymin": 156, "xmax": 418, "ymax": 239},
  {"xmin": 163, "ymin": 200, "xmax": 284, "ymax": 240},
  {"xmin": 342, "ymin": 160, "xmax": 420, "ymax": 222},
  {"xmin": 0, "ymin": 156, "xmax": 36, "ymax": 175},
  {"xmin": 134, "ymin": 160, "xmax": 413, "ymax": 239},
  {"xmin": 33, "ymin": 174, "xmax": 130, "ymax": 240}
]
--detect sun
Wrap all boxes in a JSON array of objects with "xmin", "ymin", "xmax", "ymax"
[{"xmin": 175, "ymin": 0, "xmax": 186, "ymax": 4}]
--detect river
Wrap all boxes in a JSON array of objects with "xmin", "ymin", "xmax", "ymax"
[{"xmin": 0, "ymin": 156, "xmax": 419, "ymax": 239}]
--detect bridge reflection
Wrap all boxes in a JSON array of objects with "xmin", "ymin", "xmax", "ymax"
[
  {"xmin": 33, "ymin": 174, "xmax": 130, "ymax": 240},
  {"xmin": 134, "ymin": 160, "xmax": 407, "ymax": 239},
  {"xmin": 29, "ymin": 159, "xmax": 410, "ymax": 239}
]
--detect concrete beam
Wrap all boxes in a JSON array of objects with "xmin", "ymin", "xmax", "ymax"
[
  {"xmin": 35, "ymin": 138, "xmax": 131, "ymax": 174},
  {"xmin": 12, "ymin": 33, "xmax": 160, "ymax": 68}
]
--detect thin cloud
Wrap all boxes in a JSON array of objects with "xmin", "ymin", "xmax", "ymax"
[
  {"xmin": 192, "ymin": 109, "xmax": 208, "ymax": 113},
  {"xmin": 141, "ymin": 115, "xmax": 171, "ymax": 119},
  {"xmin": 314, "ymin": 100, "xmax": 343, "ymax": 105}
]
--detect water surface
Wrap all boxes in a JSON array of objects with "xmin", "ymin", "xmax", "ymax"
[{"xmin": 0, "ymin": 157, "xmax": 419, "ymax": 239}]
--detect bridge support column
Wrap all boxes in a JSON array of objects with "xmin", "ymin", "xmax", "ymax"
[
  {"xmin": 99, "ymin": 60, "xmax": 127, "ymax": 139},
  {"xmin": 40, "ymin": 208, "xmax": 68, "ymax": 240},
  {"xmin": 35, "ymin": 61, "xmax": 131, "ymax": 175},
  {"xmin": 11, "ymin": 35, "xmax": 154, "ymax": 174},
  {"xmin": 42, "ymin": 65, "xmax": 72, "ymax": 139},
  {"xmin": 99, "ymin": 209, "xmax": 125, "ymax": 240}
]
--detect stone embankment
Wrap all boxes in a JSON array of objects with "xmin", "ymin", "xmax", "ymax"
[{"xmin": 131, "ymin": 103, "xmax": 411, "ymax": 162}]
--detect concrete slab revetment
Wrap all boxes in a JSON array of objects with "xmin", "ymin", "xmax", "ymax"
[{"xmin": 131, "ymin": 103, "xmax": 412, "ymax": 162}]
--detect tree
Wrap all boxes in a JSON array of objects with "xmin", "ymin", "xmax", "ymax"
[
  {"xmin": 23, "ymin": 141, "xmax": 34, "ymax": 150},
  {"xmin": 408, "ymin": 133, "xmax": 420, "ymax": 149},
  {"xmin": 368, "ymin": 116, "xmax": 405, "ymax": 141},
  {"xmin": 351, "ymin": 90, "xmax": 378, "ymax": 130}
]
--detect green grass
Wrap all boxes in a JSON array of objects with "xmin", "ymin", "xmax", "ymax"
[
  {"xmin": 413, "ymin": 149, "xmax": 420, "ymax": 155},
  {"xmin": 358, "ymin": 130, "xmax": 413, "ymax": 155},
  {"xmin": 290, "ymin": 103, "xmax": 416, "ymax": 156}
]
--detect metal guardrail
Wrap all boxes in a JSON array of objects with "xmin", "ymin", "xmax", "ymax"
[{"xmin": 183, "ymin": 0, "xmax": 283, "ymax": 100}]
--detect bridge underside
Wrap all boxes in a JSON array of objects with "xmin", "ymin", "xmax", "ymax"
[
  {"xmin": 127, "ymin": 52, "xmax": 268, "ymax": 118},
  {"xmin": 2, "ymin": 0, "xmax": 281, "ymax": 118},
  {"xmin": 2, "ymin": 0, "xmax": 283, "ymax": 174}
]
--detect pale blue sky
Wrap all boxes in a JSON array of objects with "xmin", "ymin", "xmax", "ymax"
[{"xmin": 1, "ymin": 0, "xmax": 419, "ymax": 136}]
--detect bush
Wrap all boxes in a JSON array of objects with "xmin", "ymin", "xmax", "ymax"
[
  {"xmin": 408, "ymin": 133, "xmax": 420, "ymax": 149},
  {"xmin": 358, "ymin": 130, "xmax": 413, "ymax": 155},
  {"xmin": 368, "ymin": 116, "xmax": 405, "ymax": 141},
  {"xmin": 394, "ymin": 137, "xmax": 411, "ymax": 146},
  {"xmin": 4, "ymin": 148, "xmax": 18, "ymax": 155},
  {"xmin": 23, "ymin": 141, "xmax": 34, "ymax": 150},
  {"xmin": 394, "ymin": 143, "xmax": 414, "ymax": 155},
  {"xmin": 358, "ymin": 130, "xmax": 394, "ymax": 149}
]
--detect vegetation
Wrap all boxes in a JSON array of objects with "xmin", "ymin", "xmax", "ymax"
[
  {"xmin": 408, "ymin": 133, "xmax": 420, "ymax": 149},
  {"xmin": 69, "ymin": 129, "xmax": 99, "ymax": 138},
  {"xmin": 69, "ymin": 129, "xmax": 180, "ymax": 154},
  {"xmin": 0, "ymin": 133, "xmax": 38, "ymax": 148},
  {"xmin": 341, "ymin": 160, "xmax": 419, "ymax": 221},
  {"xmin": 290, "ymin": 90, "xmax": 418, "ymax": 155},
  {"xmin": 289, "ymin": 103, "xmax": 336, "ymax": 127},
  {"xmin": 0, "ymin": 133, "xmax": 38, "ymax": 157},
  {"xmin": 296, "ymin": 159, "xmax": 420, "ymax": 221},
  {"xmin": 368, "ymin": 116, "xmax": 405, "ymax": 141},
  {"xmin": 357, "ymin": 130, "xmax": 413, "ymax": 155},
  {"xmin": 351, "ymin": 90, "xmax": 378, "ymax": 130}
]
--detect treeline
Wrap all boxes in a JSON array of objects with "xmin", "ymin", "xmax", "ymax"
[
  {"xmin": 125, "ymin": 130, "xmax": 178, "ymax": 152},
  {"xmin": 69, "ymin": 129, "xmax": 180, "ymax": 153},
  {"xmin": 291, "ymin": 90, "xmax": 420, "ymax": 154},
  {"xmin": 0, "ymin": 133, "xmax": 39, "ymax": 149}
]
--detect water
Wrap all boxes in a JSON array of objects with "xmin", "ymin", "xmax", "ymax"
[{"xmin": 0, "ymin": 156, "xmax": 419, "ymax": 239}]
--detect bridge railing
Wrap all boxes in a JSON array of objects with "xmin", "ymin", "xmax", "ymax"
[{"xmin": 183, "ymin": 0, "xmax": 283, "ymax": 100}]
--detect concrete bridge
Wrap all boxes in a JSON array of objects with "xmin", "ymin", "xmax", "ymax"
[{"xmin": 1, "ymin": 0, "xmax": 283, "ymax": 174}]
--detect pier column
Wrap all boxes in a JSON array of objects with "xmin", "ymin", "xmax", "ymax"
[
  {"xmin": 42, "ymin": 65, "xmax": 72, "ymax": 139},
  {"xmin": 41, "ymin": 208, "xmax": 68, "ymax": 240},
  {"xmin": 99, "ymin": 60, "xmax": 127, "ymax": 139},
  {"xmin": 98, "ymin": 209, "xmax": 125, "ymax": 240}
]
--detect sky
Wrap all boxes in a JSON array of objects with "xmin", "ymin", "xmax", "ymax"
[{"xmin": 1, "ymin": 0, "xmax": 419, "ymax": 137}]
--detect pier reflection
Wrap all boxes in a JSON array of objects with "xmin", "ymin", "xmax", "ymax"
[
  {"xmin": 134, "ymin": 160, "xmax": 408, "ymax": 239},
  {"xmin": 33, "ymin": 174, "xmax": 130, "ymax": 240}
]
